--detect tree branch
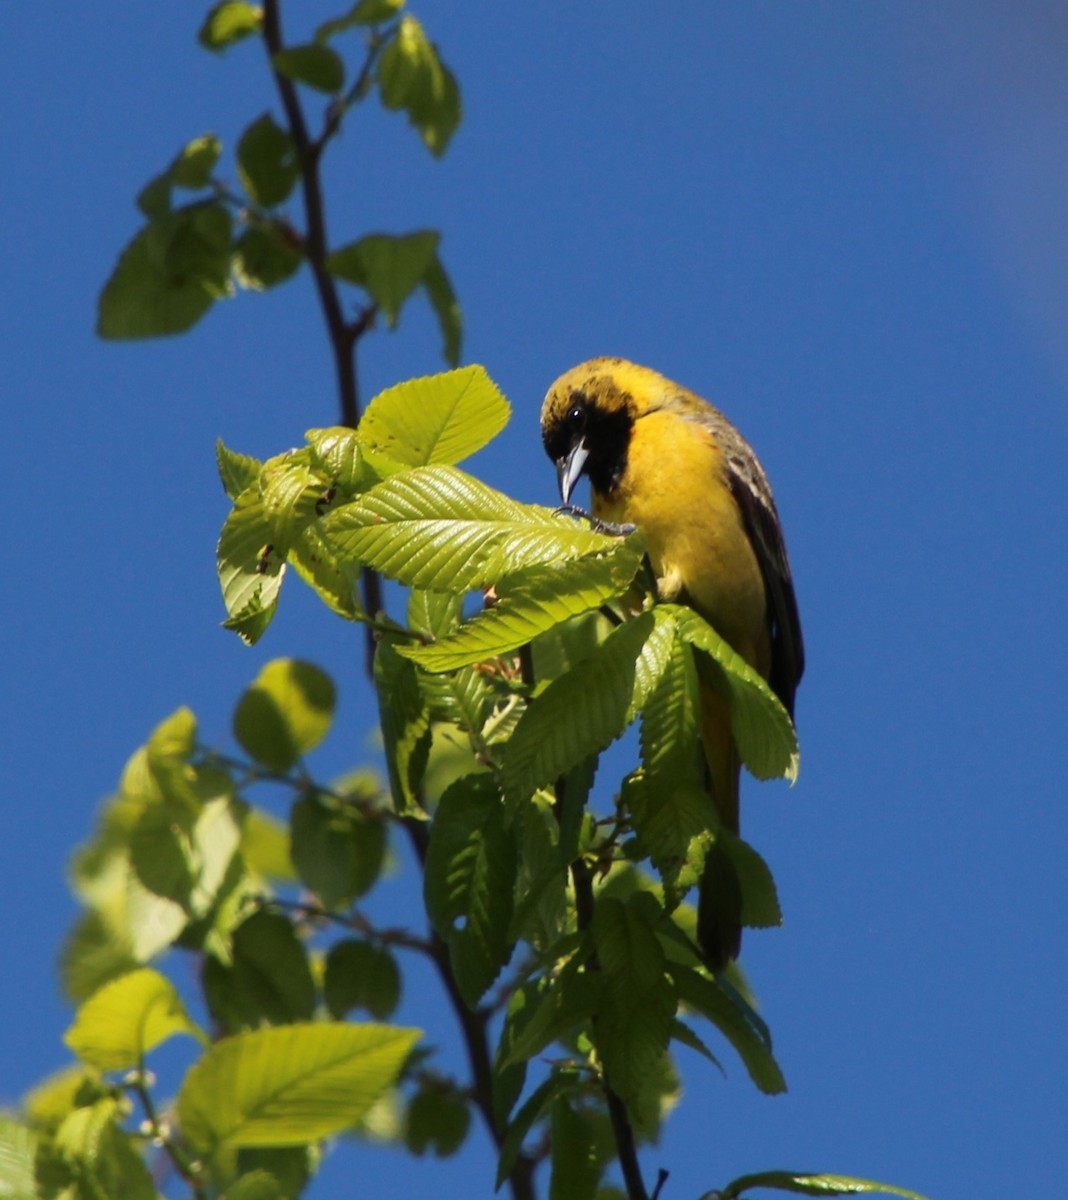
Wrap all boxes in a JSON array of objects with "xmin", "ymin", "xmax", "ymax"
[{"xmin": 260, "ymin": 0, "xmax": 383, "ymax": 657}]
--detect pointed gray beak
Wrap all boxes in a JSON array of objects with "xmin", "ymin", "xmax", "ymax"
[{"xmin": 556, "ymin": 437, "xmax": 590, "ymax": 505}]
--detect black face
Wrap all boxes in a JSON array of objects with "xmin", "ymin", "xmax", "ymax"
[{"xmin": 543, "ymin": 389, "xmax": 633, "ymax": 498}]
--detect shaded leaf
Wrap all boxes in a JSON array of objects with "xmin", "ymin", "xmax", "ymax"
[
  {"xmin": 273, "ymin": 44, "xmax": 345, "ymax": 93},
  {"xmin": 422, "ymin": 253, "xmax": 462, "ymax": 365},
  {"xmin": 374, "ymin": 639, "xmax": 431, "ymax": 814},
  {"xmin": 721, "ymin": 1171, "xmax": 929, "ymax": 1200},
  {"xmin": 404, "ymin": 1084, "xmax": 471, "ymax": 1157},
  {"xmin": 233, "ymin": 658, "xmax": 336, "ymax": 772},
  {"xmin": 233, "ymin": 223, "xmax": 303, "ymax": 290},
  {"xmin": 237, "ymin": 113, "xmax": 299, "ymax": 208},
  {"xmin": 327, "ymin": 231, "xmax": 438, "ymax": 327},
  {"xmin": 290, "ymin": 790, "xmax": 386, "ymax": 907},
  {"xmin": 324, "ymin": 939, "xmax": 401, "ymax": 1019}
]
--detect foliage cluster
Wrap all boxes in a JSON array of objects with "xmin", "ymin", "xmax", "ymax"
[{"xmin": 1, "ymin": 5, "xmax": 926, "ymax": 1200}]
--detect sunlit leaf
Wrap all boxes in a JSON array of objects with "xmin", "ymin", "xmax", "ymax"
[
  {"xmin": 200, "ymin": 2, "xmax": 263, "ymax": 51},
  {"xmin": 327, "ymin": 231, "xmax": 439, "ymax": 327},
  {"xmin": 233, "ymin": 659, "xmax": 336, "ymax": 772}
]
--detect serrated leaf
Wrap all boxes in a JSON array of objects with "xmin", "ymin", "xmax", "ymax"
[
  {"xmin": 402, "ymin": 544, "xmax": 640, "ymax": 672},
  {"xmin": 721, "ymin": 1171, "xmax": 929, "ymax": 1200},
  {"xmin": 502, "ymin": 613, "xmax": 655, "ymax": 805},
  {"xmin": 178, "ymin": 1023, "xmax": 420, "ymax": 1151},
  {"xmin": 217, "ymin": 440, "xmax": 263, "ymax": 501},
  {"xmin": 233, "ymin": 659, "xmax": 336, "ymax": 772},
  {"xmin": 324, "ymin": 940, "xmax": 401, "ymax": 1020},
  {"xmin": 495, "ymin": 1068, "xmax": 581, "ymax": 1189},
  {"xmin": 672, "ymin": 605, "xmax": 799, "ymax": 782},
  {"xmin": 374, "ymin": 639, "xmax": 431, "ymax": 813},
  {"xmin": 237, "ymin": 113, "xmax": 299, "ymax": 208},
  {"xmin": 358, "ymin": 366, "xmax": 508, "ymax": 468},
  {"xmin": 98, "ymin": 203, "xmax": 232, "ymax": 339},
  {"xmin": 670, "ymin": 963, "xmax": 785, "ymax": 1094},
  {"xmin": 549, "ymin": 1096, "xmax": 600, "ymax": 1200},
  {"xmin": 0, "ymin": 1118, "xmax": 36, "ymax": 1200},
  {"xmin": 200, "ymin": 2, "xmax": 263, "ymax": 51},
  {"xmin": 289, "ymin": 519, "xmax": 364, "ymax": 620},
  {"xmin": 590, "ymin": 894, "xmax": 676, "ymax": 1105},
  {"xmin": 322, "ymin": 465, "xmax": 616, "ymax": 592},
  {"xmin": 327, "ymin": 231, "xmax": 438, "ymax": 327},
  {"xmin": 64, "ymin": 968, "xmax": 204, "ymax": 1071},
  {"xmin": 424, "ymin": 774, "xmax": 516, "ymax": 1007},
  {"xmin": 273, "ymin": 44, "xmax": 345, "ymax": 94}
]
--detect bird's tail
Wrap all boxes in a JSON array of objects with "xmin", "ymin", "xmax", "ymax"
[{"xmin": 697, "ymin": 686, "xmax": 743, "ymax": 972}]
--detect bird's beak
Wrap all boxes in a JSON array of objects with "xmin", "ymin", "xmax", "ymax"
[{"xmin": 556, "ymin": 437, "xmax": 590, "ymax": 505}]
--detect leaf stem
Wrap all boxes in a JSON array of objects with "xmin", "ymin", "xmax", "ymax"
[{"xmin": 127, "ymin": 1068, "xmax": 207, "ymax": 1200}]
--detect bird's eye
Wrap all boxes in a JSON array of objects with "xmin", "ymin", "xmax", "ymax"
[{"xmin": 567, "ymin": 403, "xmax": 586, "ymax": 429}]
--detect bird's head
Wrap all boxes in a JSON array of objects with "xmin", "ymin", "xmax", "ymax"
[{"xmin": 540, "ymin": 357, "xmax": 661, "ymax": 503}]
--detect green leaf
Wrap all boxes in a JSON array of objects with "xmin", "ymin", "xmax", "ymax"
[
  {"xmin": 324, "ymin": 940, "xmax": 401, "ymax": 1020},
  {"xmin": 237, "ymin": 113, "xmax": 299, "ymax": 208},
  {"xmin": 97, "ymin": 202, "xmax": 232, "ymax": 338},
  {"xmin": 317, "ymin": 0, "xmax": 404, "ymax": 37},
  {"xmin": 670, "ymin": 963, "xmax": 785, "ymax": 1094},
  {"xmin": 377, "ymin": 15, "xmax": 461, "ymax": 156},
  {"xmin": 290, "ymin": 790, "xmax": 386, "ymax": 907},
  {"xmin": 322, "ymin": 465, "xmax": 617, "ymax": 592},
  {"xmin": 306, "ymin": 426, "xmax": 381, "ymax": 496},
  {"xmin": 64, "ymin": 968, "xmax": 204, "ymax": 1071},
  {"xmin": 495, "ymin": 1069, "xmax": 580, "ymax": 1189},
  {"xmin": 549, "ymin": 1096, "xmax": 601, "ymax": 1200},
  {"xmin": 402, "ymin": 545, "xmax": 640, "ymax": 672},
  {"xmin": 204, "ymin": 910, "xmax": 316, "ymax": 1031},
  {"xmin": 176, "ymin": 1022, "xmax": 421, "ymax": 1151},
  {"xmin": 223, "ymin": 1170, "xmax": 286, "ymax": 1200},
  {"xmin": 590, "ymin": 894, "xmax": 676, "ymax": 1105},
  {"xmin": 217, "ymin": 440, "xmax": 263, "ymax": 501},
  {"xmin": 200, "ymin": 2, "xmax": 263, "ymax": 51},
  {"xmin": 502, "ymin": 613, "xmax": 655, "ymax": 805},
  {"xmin": 673, "ymin": 605, "xmax": 799, "ymax": 782},
  {"xmin": 233, "ymin": 658, "xmax": 336, "ymax": 772},
  {"xmin": 424, "ymin": 774, "xmax": 517, "ymax": 1007},
  {"xmin": 423, "ymin": 255, "xmax": 462, "ymax": 365},
  {"xmin": 273, "ymin": 44, "xmax": 345, "ymax": 94},
  {"xmin": 497, "ymin": 968, "xmax": 600, "ymax": 1070},
  {"xmin": 173, "ymin": 134, "xmax": 222, "ymax": 189},
  {"xmin": 358, "ymin": 366, "xmax": 508, "ymax": 469},
  {"xmin": 327, "ymin": 231, "xmax": 439, "ymax": 327},
  {"xmin": 233, "ymin": 223, "xmax": 303, "ymax": 290},
  {"xmin": 240, "ymin": 805, "xmax": 296, "ymax": 882},
  {"xmin": 0, "ymin": 1118, "xmax": 36, "ymax": 1200},
  {"xmin": 722, "ymin": 830, "xmax": 782, "ymax": 929},
  {"xmin": 217, "ymin": 482, "xmax": 286, "ymax": 644},
  {"xmin": 720, "ymin": 1171, "xmax": 929, "ymax": 1200},
  {"xmin": 404, "ymin": 1083, "xmax": 471, "ymax": 1157},
  {"xmin": 374, "ymin": 639, "xmax": 431, "ymax": 813}
]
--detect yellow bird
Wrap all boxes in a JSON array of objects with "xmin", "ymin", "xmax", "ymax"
[{"xmin": 540, "ymin": 357, "xmax": 804, "ymax": 971}]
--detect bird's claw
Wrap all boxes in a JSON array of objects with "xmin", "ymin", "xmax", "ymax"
[{"xmin": 553, "ymin": 504, "xmax": 636, "ymax": 538}]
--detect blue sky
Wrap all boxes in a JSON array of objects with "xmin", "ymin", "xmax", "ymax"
[{"xmin": 4, "ymin": 3, "xmax": 1068, "ymax": 1197}]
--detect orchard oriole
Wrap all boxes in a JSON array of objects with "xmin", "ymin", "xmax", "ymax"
[{"xmin": 541, "ymin": 357, "xmax": 804, "ymax": 971}]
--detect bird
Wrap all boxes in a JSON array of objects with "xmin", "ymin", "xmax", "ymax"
[{"xmin": 540, "ymin": 357, "xmax": 804, "ymax": 972}]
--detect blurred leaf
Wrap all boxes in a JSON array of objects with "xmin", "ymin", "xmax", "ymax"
[
  {"xmin": 720, "ymin": 1172, "xmax": 929, "ymax": 1200},
  {"xmin": 327, "ymin": 230, "xmax": 439, "ymax": 327},
  {"xmin": 290, "ymin": 791, "xmax": 386, "ymax": 907},
  {"xmin": 322, "ymin": 465, "xmax": 618, "ymax": 592},
  {"xmin": 237, "ymin": 113, "xmax": 299, "ymax": 208},
  {"xmin": 205, "ymin": 910, "xmax": 317, "ymax": 1031},
  {"xmin": 404, "ymin": 1084, "xmax": 471, "ymax": 1157},
  {"xmin": 324, "ymin": 939, "xmax": 401, "ymax": 1019},
  {"xmin": 0, "ymin": 1117, "xmax": 36, "ymax": 1200},
  {"xmin": 424, "ymin": 774, "xmax": 517, "ymax": 1007},
  {"xmin": 496, "ymin": 1068, "xmax": 579, "ymax": 1189},
  {"xmin": 233, "ymin": 658, "xmax": 336, "ymax": 772},
  {"xmin": 223, "ymin": 1169, "xmax": 285, "ymax": 1200},
  {"xmin": 422, "ymin": 254, "xmax": 462, "ymax": 365},
  {"xmin": 317, "ymin": 0, "xmax": 403, "ymax": 38},
  {"xmin": 233, "ymin": 223, "xmax": 303, "ymax": 290},
  {"xmin": 173, "ymin": 134, "xmax": 222, "ymax": 189},
  {"xmin": 200, "ymin": 2, "xmax": 263, "ymax": 51},
  {"xmin": 177, "ymin": 1023, "xmax": 421, "ymax": 1151},
  {"xmin": 240, "ymin": 805, "xmax": 296, "ymax": 882},
  {"xmin": 549, "ymin": 1096, "xmax": 600, "ymax": 1200},
  {"xmin": 359, "ymin": 366, "xmax": 508, "ymax": 468},
  {"xmin": 60, "ymin": 911, "xmax": 138, "ymax": 1004},
  {"xmin": 98, "ymin": 202, "xmax": 232, "ymax": 339},
  {"xmin": 273, "ymin": 44, "xmax": 345, "ymax": 94},
  {"xmin": 377, "ymin": 15, "xmax": 460, "ymax": 155},
  {"xmin": 64, "ymin": 968, "xmax": 204, "ymax": 1071}
]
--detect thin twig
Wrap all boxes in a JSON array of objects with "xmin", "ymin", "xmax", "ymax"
[{"xmin": 127, "ymin": 1069, "xmax": 207, "ymax": 1200}]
